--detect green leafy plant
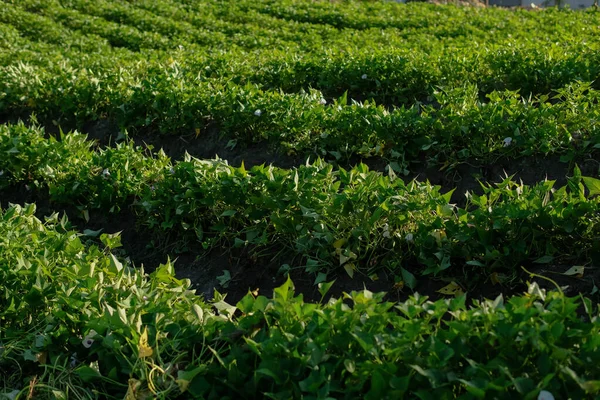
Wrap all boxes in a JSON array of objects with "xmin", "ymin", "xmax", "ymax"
[{"xmin": 1, "ymin": 204, "xmax": 599, "ymax": 398}]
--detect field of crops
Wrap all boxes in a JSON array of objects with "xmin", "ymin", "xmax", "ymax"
[{"xmin": 1, "ymin": 0, "xmax": 600, "ymax": 398}]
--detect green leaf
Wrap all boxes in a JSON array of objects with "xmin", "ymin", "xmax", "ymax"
[
  {"xmin": 100, "ymin": 232, "xmax": 122, "ymax": 249},
  {"xmin": 314, "ymin": 272, "xmax": 327, "ymax": 285},
  {"xmin": 318, "ymin": 280, "xmax": 336, "ymax": 299},
  {"xmin": 52, "ymin": 391, "xmax": 66, "ymax": 400},
  {"xmin": 343, "ymin": 263, "xmax": 355, "ymax": 278},
  {"xmin": 400, "ymin": 267, "xmax": 417, "ymax": 290},
  {"xmin": 75, "ymin": 366, "xmax": 102, "ymax": 383},
  {"xmin": 344, "ymin": 359, "xmax": 356, "ymax": 374},
  {"xmin": 368, "ymin": 370, "xmax": 387, "ymax": 398},
  {"xmin": 562, "ymin": 265, "xmax": 584, "ymax": 277},
  {"xmin": 457, "ymin": 379, "xmax": 486, "ymax": 398},
  {"xmin": 213, "ymin": 300, "xmax": 237, "ymax": 318},
  {"xmin": 152, "ymin": 261, "xmax": 177, "ymax": 283},
  {"xmin": 583, "ymin": 176, "xmax": 600, "ymax": 196},
  {"xmin": 274, "ymin": 275, "xmax": 294, "ymax": 300},
  {"xmin": 533, "ymin": 255, "xmax": 553, "ymax": 264},
  {"xmin": 257, "ymin": 368, "xmax": 284, "ymax": 384},
  {"xmin": 389, "ymin": 375, "xmax": 410, "ymax": 392},
  {"xmin": 442, "ymin": 189, "xmax": 455, "ymax": 203},
  {"xmin": 217, "ymin": 270, "xmax": 231, "ymax": 288},
  {"xmin": 550, "ymin": 322, "xmax": 564, "ymax": 339},
  {"xmin": 117, "ymin": 307, "xmax": 128, "ymax": 325},
  {"xmin": 236, "ymin": 292, "xmax": 255, "ymax": 314},
  {"xmin": 581, "ymin": 380, "xmax": 600, "ymax": 392},
  {"xmin": 466, "ymin": 260, "xmax": 485, "ymax": 267},
  {"xmin": 108, "ymin": 254, "xmax": 123, "ymax": 273},
  {"xmin": 83, "ymin": 228, "xmax": 103, "ymax": 237},
  {"xmin": 0, "ymin": 390, "xmax": 20, "ymax": 400},
  {"xmin": 369, "ymin": 207, "xmax": 383, "ymax": 225}
]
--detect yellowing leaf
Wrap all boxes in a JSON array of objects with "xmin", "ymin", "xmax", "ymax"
[
  {"xmin": 125, "ymin": 379, "xmax": 141, "ymax": 400},
  {"xmin": 177, "ymin": 366, "xmax": 207, "ymax": 393},
  {"xmin": 562, "ymin": 265, "xmax": 584, "ymax": 278},
  {"xmin": 431, "ymin": 230, "xmax": 447, "ymax": 246},
  {"xmin": 177, "ymin": 379, "xmax": 191, "ymax": 393},
  {"xmin": 195, "ymin": 128, "xmax": 201, "ymax": 138},
  {"xmin": 36, "ymin": 351, "xmax": 47, "ymax": 364},
  {"xmin": 343, "ymin": 263, "xmax": 355, "ymax": 278},
  {"xmin": 491, "ymin": 272, "xmax": 500, "ymax": 285},
  {"xmin": 333, "ymin": 239, "xmax": 346, "ymax": 249},
  {"xmin": 138, "ymin": 327, "xmax": 153, "ymax": 359},
  {"xmin": 437, "ymin": 282, "xmax": 464, "ymax": 297},
  {"xmin": 192, "ymin": 304, "xmax": 204, "ymax": 323}
]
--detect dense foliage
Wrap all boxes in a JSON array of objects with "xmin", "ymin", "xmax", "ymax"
[
  {"xmin": 2, "ymin": 122, "xmax": 599, "ymax": 288},
  {"xmin": 1, "ymin": 205, "xmax": 600, "ymax": 399},
  {"xmin": 0, "ymin": 0, "xmax": 599, "ymax": 168},
  {"xmin": 1, "ymin": 0, "xmax": 600, "ymax": 398}
]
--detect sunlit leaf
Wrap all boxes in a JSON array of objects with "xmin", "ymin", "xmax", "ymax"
[
  {"xmin": 582, "ymin": 176, "xmax": 600, "ymax": 196},
  {"xmin": 437, "ymin": 282, "xmax": 464, "ymax": 297},
  {"xmin": 138, "ymin": 327, "xmax": 153, "ymax": 358}
]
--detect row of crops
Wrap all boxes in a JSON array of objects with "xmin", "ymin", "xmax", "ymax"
[
  {"xmin": 1, "ymin": 1, "xmax": 600, "ymax": 168},
  {"xmin": 2, "ymin": 120, "xmax": 600, "ymax": 398},
  {"xmin": 1, "ymin": 203, "xmax": 599, "ymax": 399},
  {"xmin": 1, "ymin": 0, "xmax": 600, "ymax": 398},
  {"xmin": 1, "ymin": 122, "xmax": 600, "ymax": 286}
]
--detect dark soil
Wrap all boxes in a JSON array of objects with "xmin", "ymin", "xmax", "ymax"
[
  {"xmin": 81, "ymin": 119, "xmax": 307, "ymax": 170},
  {"xmin": 1, "ymin": 116, "xmax": 599, "ymax": 306}
]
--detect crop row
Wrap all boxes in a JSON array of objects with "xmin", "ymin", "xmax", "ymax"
[
  {"xmin": 2, "ymin": 122, "xmax": 599, "ymax": 287},
  {"xmin": 1, "ymin": 1, "xmax": 599, "ymax": 104},
  {"xmin": 16, "ymin": 0, "xmax": 600, "ymax": 49},
  {"xmin": 242, "ymin": 0, "xmax": 600, "ymax": 34},
  {"xmin": 1, "ymin": 203, "xmax": 599, "ymax": 399},
  {"xmin": 2, "ymin": 1, "xmax": 600, "ymax": 169},
  {"xmin": 2, "ymin": 57, "xmax": 599, "ymax": 167}
]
